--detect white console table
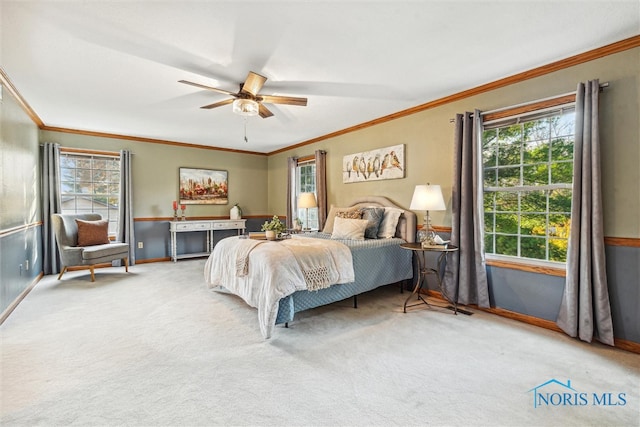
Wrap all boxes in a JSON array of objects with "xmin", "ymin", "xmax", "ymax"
[{"xmin": 170, "ymin": 219, "xmax": 246, "ymax": 262}]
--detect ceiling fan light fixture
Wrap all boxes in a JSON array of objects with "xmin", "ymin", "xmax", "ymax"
[{"xmin": 232, "ymin": 98, "xmax": 259, "ymax": 116}]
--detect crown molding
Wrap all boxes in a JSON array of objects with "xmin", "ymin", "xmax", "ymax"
[
  {"xmin": 268, "ymin": 34, "xmax": 640, "ymax": 156},
  {"xmin": 3, "ymin": 34, "xmax": 639, "ymax": 156}
]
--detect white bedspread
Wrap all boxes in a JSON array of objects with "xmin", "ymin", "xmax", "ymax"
[{"xmin": 204, "ymin": 235, "xmax": 354, "ymax": 338}]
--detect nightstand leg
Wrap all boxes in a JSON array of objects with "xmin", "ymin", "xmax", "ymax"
[{"xmin": 404, "ymin": 252, "xmax": 430, "ymax": 312}]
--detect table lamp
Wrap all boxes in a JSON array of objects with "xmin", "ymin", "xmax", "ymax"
[
  {"xmin": 410, "ymin": 184, "xmax": 446, "ymax": 244},
  {"xmin": 297, "ymin": 192, "xmax": 317, "ymax": 230}
]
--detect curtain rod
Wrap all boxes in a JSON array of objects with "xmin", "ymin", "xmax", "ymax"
[{"xmin": 449, "ymin": 82, "xmax": 609, "ymax": 123}]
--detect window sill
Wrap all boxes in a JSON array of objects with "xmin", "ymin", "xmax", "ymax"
[{"xmin": 485, "ymin": 255, "xmax": 566, "ymax": 277}]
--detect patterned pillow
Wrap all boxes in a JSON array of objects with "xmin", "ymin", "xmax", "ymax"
[
  {"xmin": 330, "ymin": 217, "xmax": 369, "ymax": 240},
  {"xmin": 336, "ymin": 210, "xmax": 363, "ymax": 220},
  {"xmin": 76, "ymin": 219, "xmax": 110, "ymax": 246},
  {"xmin": 377, "ymin": 207, "xmax": 404, "ymax": 239},
  {"xmin": 359, "ymin": 207, "xmax": 385, "ymax": 239},
  {"xmin": 322, "ymin": 206, "xmax": 361, "ymax": 234}
]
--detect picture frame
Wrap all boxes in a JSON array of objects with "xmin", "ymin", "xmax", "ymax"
[
  {"xmin": 343, "ymin": 144, "xmax": 405, "ymax": 183},
  {"xmin": 179, "ymin": 167, "xmax": 228, "ymax": 205}
]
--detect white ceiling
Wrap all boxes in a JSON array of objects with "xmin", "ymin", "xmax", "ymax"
[{"xmin": 1, "ymin": 1, "xmax": 638, "ymax": 154}]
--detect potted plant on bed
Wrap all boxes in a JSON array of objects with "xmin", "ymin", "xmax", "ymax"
[{"xmin": 261, "ymin": 215, "xmax": 286, "ymax": 240}]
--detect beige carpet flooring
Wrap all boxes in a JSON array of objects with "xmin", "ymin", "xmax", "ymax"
[{"xmin": 1, "ymin": 259, "xmax": 638, "ymax": 426}]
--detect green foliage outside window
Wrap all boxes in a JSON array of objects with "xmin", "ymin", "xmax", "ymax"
[{"xmin": 482, "ymin": 113, "xmax": 574, "ymax": 263}]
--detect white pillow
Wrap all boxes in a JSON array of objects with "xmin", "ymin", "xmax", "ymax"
[
  {"xmin": 331, "ymin": 217, "xmax": 369, "ymax": 240},
  {"xmin": 377, "ymin": 207, "xmax": 404, "ymax": 239}
]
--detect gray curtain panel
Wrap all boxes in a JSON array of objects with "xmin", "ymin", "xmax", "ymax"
[
  {"xmin": 41, "ymin": 142, "xmax": 62, "ymax": 275},
  {"xmin": 446, "ymin": 110, "xmax": 490, "ymax": 308},
  {"xmin": 556, "ymin": 80, "xmax": 614, "ymax": 345},
  {"xmin": 286, "ymin": 156, "xmax": 298, "ymax": 229},
  {"xmin": 315, "ymin": 150, "xmax": 328, "ymax": 230},
  {"xmin": 117, "ymin": 150, "xmax": 136, "ymax": 266}
]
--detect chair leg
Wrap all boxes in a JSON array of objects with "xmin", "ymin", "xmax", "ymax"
[
  {"xmin": 89, "ymin": 266, "xmax": 96, "ymax": 282},
  {"xmin": 123, "ymin": 257, "xmax": 129, "ymax": 272},
  {"xmin": 57, "ymin": 266, "xmax": 68, "ymax": 280}
]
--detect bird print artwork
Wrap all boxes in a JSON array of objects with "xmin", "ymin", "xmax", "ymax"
[
  {"xmin": 381, "ymin": 153, "xmax": 390, "ymax": 174},
  {"xmin": 372, "ymin": 154, "xmax": 381, "ymax": 178},
  {"xmin": 390, "ymin": 150, "xmax": 403, "ymax": 171},
  {"xmin": 352, "ymin": 156, "xmax": 360, "ymax": 177},
  {"xmin": 359, "ymin": 157, "xmax": 367, "ymax": 179},
  {"xmin": 366, "ymin": 158, "xmax": 374, "ymax": 179},
  {"xmin": 342, "ymin": 144, "xmax": 404, "ymax": 183}
]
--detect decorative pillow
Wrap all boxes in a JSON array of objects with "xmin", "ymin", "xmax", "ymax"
[
  {"xmin": 359, "ymin": 207, "xmax": 385, "ymax": 239},
  {"xmin": 322, "ymin": 206, "xmax": 361, "ymax": 234},
  {"xmin": 336, "ymin": 210, "xmax": 363, "ymax": 220},
  {"xmin": 377, "ymin": 207, "xmax": 404, "ymax": 239},
  {"xmin": 76, "ymin": 219, "xmax": 110, "ymax": 246},
  {"xmin": 330, "ymin": 217, "xmax": 369, "ymax": 240}
]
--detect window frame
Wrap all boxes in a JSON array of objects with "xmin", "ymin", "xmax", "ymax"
[
  {"xmin": 480, "ymin": 95, "xmax": 576, "ymax": 269},
  {"xmin": 294, "ymin": 156, "xmax": 318, "ymax": 230},
  {"xmin": 59, "ymin": 148, "xmax": 121, "ymax": 236}
]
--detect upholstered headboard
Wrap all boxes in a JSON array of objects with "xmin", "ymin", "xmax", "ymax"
[{"xmin": 323, "ymin": 196, "xmax": 417, "ymax": 243}]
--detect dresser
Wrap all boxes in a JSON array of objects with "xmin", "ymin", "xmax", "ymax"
[{"xmin": 170, "ymin": 219, "xmax": 246, "ymax": 262}]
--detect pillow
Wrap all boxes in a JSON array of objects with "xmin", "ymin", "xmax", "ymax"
[
  {"xmin": 336, "ymin": 210, "xmax": 363, "ymax": 220},
  {"xmin": 76, "ymin": 219, "xmax": 110, "ymax": 246},
  {"xmin": 359, "ymin": 207, "xmax": 385, "ymax": 239},
  {"xmin": 322, "ymin": 206, "xmax": 361, "ymax": 234},
  {"xmin": 377, "ymin": 207, "xmax": 404, "ymax": 239},
  {"xmin": 330, "ymin": 217, "xmax": 369, "ymax": 240}
]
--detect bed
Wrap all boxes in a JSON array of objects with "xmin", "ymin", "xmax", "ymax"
[{"xmin": 204, "ymin": 196, "xmax": 416, "ymax": 338}]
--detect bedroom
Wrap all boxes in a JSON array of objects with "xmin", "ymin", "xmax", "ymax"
[{"xmin": 1, "ymin": 1, "xmax": 639, "ymax": 425}]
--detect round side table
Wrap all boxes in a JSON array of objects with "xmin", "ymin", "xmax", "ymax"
[{"xmin": 400, "ymin": 242, "xmax": 460, "ymax": 314}]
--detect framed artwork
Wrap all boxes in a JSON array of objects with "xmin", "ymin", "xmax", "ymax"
[
  {"xmin": 343, "ymin": 144, "xmax": 405, "ymax": 183},
  {"xmin": 179, "ymin": 167, "xmax": 228, "ymax": 205}
]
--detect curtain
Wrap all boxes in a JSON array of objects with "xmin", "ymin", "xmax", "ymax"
[
  {"xmin": 314, "ymin": 150, "xmax": 328, "ymax": 230},
  {"xmin": 41, "ymin": 142, "xmax": 62, "ymax": 275},
  {"xmin": 117, "ymin": 150, "xmax": 136, "ymax": 266},
  {"xmin": 446, "ymin": 110, "xmax": 490, "ymax": 308},
  {"xmin": 556, "ymin": 79, "xmax": 614, "ymax": 345},
  {"xmin": 286, "ymin": 156, "xmax": 298, "ymax": 229}
]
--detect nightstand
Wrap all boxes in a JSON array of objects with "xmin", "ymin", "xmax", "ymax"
[{"xmin": 400, "ymin": 242, "xmax": 462, "ymax": 314}]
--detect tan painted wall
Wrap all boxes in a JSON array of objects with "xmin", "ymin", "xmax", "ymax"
[
  {"xmin": 39, "ymin": 130, "xmax": 270, "ymax": 218},
  {"xmin": 268, "ymin": 47, "xmax": 640, "ymax": 238}
]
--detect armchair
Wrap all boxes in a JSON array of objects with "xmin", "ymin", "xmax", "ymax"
[{"xmin": 51, "ymin": 213, "xmax": 129, "ymax": 282}]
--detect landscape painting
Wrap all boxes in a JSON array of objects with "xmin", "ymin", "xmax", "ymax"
[
  {"xmin": 179, "ymin": 168, "xmax": 228, "ymax": 205},
  {"xmin": 343, "ymin": 144, "xmax": 405, "ymax": 183}
]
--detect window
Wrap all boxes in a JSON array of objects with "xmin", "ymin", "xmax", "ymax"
[
  {"xmin": 60, "ymin": 151, "xmax": 121, "ymax": 235},
  {"xmin": 482, "ymin": 107, "xmax": 575, "ymax": 263},
  {"xmin": 295, "ymin": 159, "xmax": 318, "ymax": 229}
]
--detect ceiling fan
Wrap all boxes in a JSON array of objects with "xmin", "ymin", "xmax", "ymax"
[{"xmin": 179, "ymin": 71, "xmax": 308, "ymax": 118}]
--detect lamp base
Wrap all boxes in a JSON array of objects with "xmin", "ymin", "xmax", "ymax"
[{"xmin": 417, "ymin": 226, "xmax": 437, "ymax": 244}]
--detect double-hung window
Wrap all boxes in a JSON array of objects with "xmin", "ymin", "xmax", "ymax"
[
  {"xmin": 59, "ymin": 150, "xmax": 121, "ymax": 235},
  {"xmin": 482, "ymin": 102, "xmax": 575, "ymax": 264},
  {"xmin": 295, "ymin": 157, "xmax": 318, "ymax": 230}
]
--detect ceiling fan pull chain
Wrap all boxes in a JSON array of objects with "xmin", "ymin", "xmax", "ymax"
[{"xmin": 244, "ymin": 117, "xmax": 249, "ymax": 143}]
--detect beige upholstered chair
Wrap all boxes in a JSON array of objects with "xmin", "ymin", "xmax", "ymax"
[{"xmin": 51, "ymin": 213, "xmax": 129, "ymax": 282}]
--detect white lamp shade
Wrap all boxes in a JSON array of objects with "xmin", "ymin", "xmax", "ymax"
[
  {"xmin": 410, "ymin": 184, "xmax": 446, "ymax": 211},
  {"xmin": 297, "ymin": 192, "xmax": 317, "ymax": 209}
]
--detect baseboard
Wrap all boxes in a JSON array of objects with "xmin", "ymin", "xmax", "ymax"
[
  {"xmin": 0, "ymin": 272, "xmax": 43, "ymax": 325},
  {"xmin": 136, "ymin": 257, "xmax": 171, "ymax": 264},
  {"xmin": 420, "ymin": 289, "xmax": 640, "ymax": 355}
]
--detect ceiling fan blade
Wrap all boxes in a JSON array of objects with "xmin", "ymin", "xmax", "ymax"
[
  {"xmin": 258, "ymin": 103, "xmax": 274, "ymax": 118},
  {"xmin": 179, "ymin": 80, "xmax": 236, "ymax": 96},
  {"xmin": 259, "ymin": 95, "xmax": 308, "ymax": 106},
  {"xmin": 200, "ymin": 98, "xmax": 235, "ymax": 109},
  {"xmin": 241, "ymin": 72, "xmax": 267, "ymax": 97}
]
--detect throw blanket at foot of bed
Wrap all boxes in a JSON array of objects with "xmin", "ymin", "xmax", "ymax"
[{"xmin": 204, "ymin": 236, "xmax": 354, "ymax": 338}]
